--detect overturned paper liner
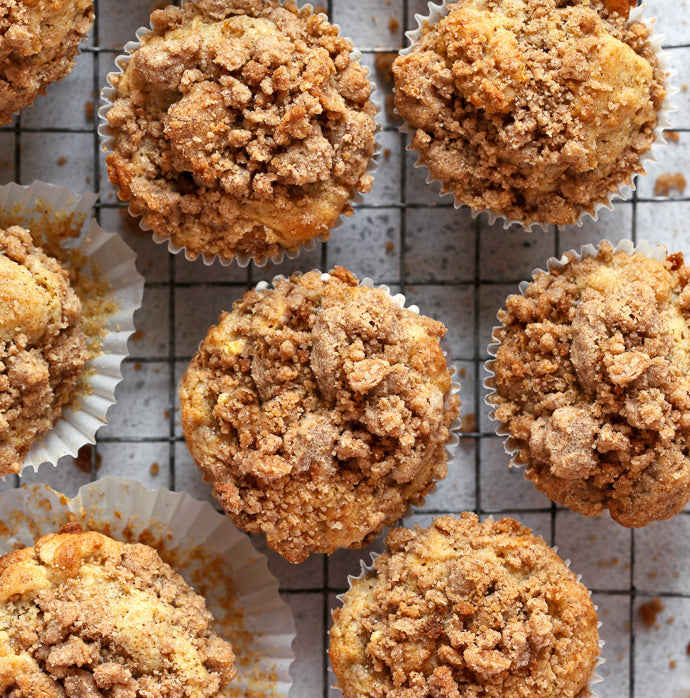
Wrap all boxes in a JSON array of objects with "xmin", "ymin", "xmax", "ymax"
[
  {"xmin": 483, "ymin": 238, "xmax": 668, "ymax": 463},
  {"xmin": 0, "ymin": 181, "xmax": 144, "ymax": 475},
  {"xmin": 398, "ymin": 1, "xmax": 677, "ymax": 231},
  {"xmin": 0, "ymin": 478, "xmax": 295, "ymax": 698},
  {"xmin": 98, "ymin": 2, "xmax": 382, "ymax": 268},
  {"xmin": 329, "ymin": 524, "xmax": 605, "ymax": 698}
]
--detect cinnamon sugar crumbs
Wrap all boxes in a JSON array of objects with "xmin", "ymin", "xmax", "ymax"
[
  {"xmin": 665, "ymin": 130, "xmax": 680, "ymax": 143},
  {"xmin": 106, "ymin": 0, "xmax": 377, "ymax": 263},
  {"xmin": 639, "ymin": 598, "xmax": 665, "ymax": 629},
  {"xmin": 393, "ymin": 0, "xmax": 665, "ymax": 225},
  {"xmin": 389, "ymin": 16, "xmax": 400, "ymax": 33},
  {"xmin": 180, "ymin": 267, "xmax": 459, "ymax": 563},
  {"xmin": 149, "ymin": 462, "xmax": 160, "ymax": 476},
  {"xmin": 654, "ymin": 172, "xmax": 687, "ymax": 197},
  {"xmin": 83, "ymin": 100, "xmax": 94, "ymax": 121},
  {"xmin": 461, "ymin": 412, "xmax": 476, "ymax": 433}
]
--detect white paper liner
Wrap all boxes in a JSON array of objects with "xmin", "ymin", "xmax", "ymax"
[
  {"xmin": 398, "ymin": 1, "xmax": 677, "ymax": 231},
  {"xmin": 329, "ymin": 520, "xmax": 604, "ymax": 697},
  {"xmin": 0, "ymin": 478, "xmax": 295, "ymax": 698},
  {"xmin": 0, "ymin": 181, "xmax": 145, "ymax": 475},
  {"xmin": 483, "ymin": 238, "xmax": 669, "ymax": 462},
  {"xmin": 98, "ymin": 2, "xmax": 382, "ymax": 268}
]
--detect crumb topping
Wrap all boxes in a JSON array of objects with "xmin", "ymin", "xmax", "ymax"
[
  {"xmin": 393, "ymin": 0, "xmax": 665, "ymax": 225},
  {"xmin": 0, "ymin": 0, "xmax": 94, "ymax": 125},
  {"xmin": 106, "ymin": 0, "xmax": 377, "ymax": 262},
  {"xmin": 0, "ymin": 525, "xmax": 237, "ymax": 697},
  {"xmin": 489, "ymin": 243, "xmax": 690, "ymax": 527},
  {"xmin": 0, "ymin": 226, "xmax": 87, "ymax": 476},
  {"xmin": 329, "ymin": 514, "xmax": 600, "ymax": 698},
  {"xmin": 179, "ymin": 267, "xmax": 459, "ymax": 563}
]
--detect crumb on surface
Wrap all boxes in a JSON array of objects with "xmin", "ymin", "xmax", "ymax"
[
  {"xmin": 639, "ymin": 598, "xmax": 665, "ymax": 629},
  {"xmin": 665, "ymin": 130, "xmax": 680, "ymax": 143},
  {"xmin": 73, "ymin": 444, "xmax": 102, "ymax": 474},
  {"xmin": 654, "ymin": 172, "xmax": 687, "ymax": 197}
]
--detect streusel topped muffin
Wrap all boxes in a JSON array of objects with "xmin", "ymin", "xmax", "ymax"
[
  {"xmin": 0, "ymin": 225, "xmax": 87, "ymax": 476},
  {"xmin": 0, "ymin": 0, "xmax": 94, "ymax": 125},
  {"xmin": 488, "ymin": 242, "xmax": 690, "ymax": 527},
  {"xmin": 105, "ymin": 0, "xmax": 377, "ymax": 263},
  {"xmin": 393, "ymin": 0, "xmax": 666, "ymax": 226},
  {"xmin": 330, "ymin": 514, "xmax": 600, "ymax": 698},
  {"xmin": 180, "ymin": 267, "xmax": 459, "ymax": 563},
  {"xmin": 0, "ymin": 524, "xmax": 237, "ymax": 697}
]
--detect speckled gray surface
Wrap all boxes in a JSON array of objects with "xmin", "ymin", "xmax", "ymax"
[{"xmin": 0, "ymin": 2, "xmax": 689, "ymax": 697}]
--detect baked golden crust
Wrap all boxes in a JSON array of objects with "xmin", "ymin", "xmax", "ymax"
[
  {"xmin": 329, "ymin": 514, "xmax": 600, "ymax": 698},
  {"xmin": 179, "ymin": 267, "xmax": 460, "ymax": 563},
  {"xmin": 393, "ymin": 0, "xmax": 665, "ymax": 226},
  {"xmin": 105, "ymin": 0, "xmax": 377, "ymax": 263},
  {"xmin": 0, "ymin": 225, "xmax": 87, "ymax": 475},
  {"xmin": 488, "ymin": 243, "xmax": 690, "ymax": 527},
  {"xmin": 0, "ymin": 0, "xmax": 94, "ymax": 125},
  {"xmin": 0, "ymin": 524, "xmax": 237, "ymax": 697}
]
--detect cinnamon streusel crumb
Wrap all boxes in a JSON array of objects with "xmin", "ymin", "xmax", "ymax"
[
  {"xmin": 0, "ymin": 524, "xmax": 237, "ymax": 697},
  {"xmin": 0, "ymin": 225, "xmax": 87, "ymax": 475},
  {"xmin": 489, "ymin": 242, "xmax": 690, "ymax": 527},
  {"xmin": 393, "ymin": 0, "xmax": 665, "ymax": 225},
  {"xmin": 106, "ymin": 0, "xmax": 377, "ymax": 263},
  {"xmin": 0, "ymin": 0, "xmax": 94, "ymax": 125},
  {"xmin": 180, "ymin": 267, "xmax": 459, "ymax": 563},
  {"xmin": 330, "ymin": 514, "xmax": 600, "ymax": 698}
]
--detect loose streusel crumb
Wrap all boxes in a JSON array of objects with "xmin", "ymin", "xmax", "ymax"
[
  {"xmin": 489, "ymin": 242, "xmax": 690, "ymax": 527},
  {"xmin": 330, "ymin": 514, "xmax": 600, "ymax": 698},
  {"xmin": 0, "ymin": 225, "xmax": 87, "ymax": 476},
  {"xmin": 0, "ymin": 524, "xmax": 237, "ymax": 697},
  {"xmin": 654, "ymin": 172, "xmax": 687, "ymax": 197},
  {"xmin": 0, "ymin": 0, "xmax": 94, "ymax": 125},
  {"xmin": 180, "ymin": 267, "xmax": 459, "ymax": 563},
  {"xmin": 393, "ymin": 0, "xmax": 665, "ymax": 225},
  {"xmin": 106, "ymin": 0, "xmax": 377, "ymax": 263}
]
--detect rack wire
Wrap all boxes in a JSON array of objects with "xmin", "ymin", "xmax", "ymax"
[{"xmin": 0, "ymin": 1, "xmax": 689, "ymax": 696}]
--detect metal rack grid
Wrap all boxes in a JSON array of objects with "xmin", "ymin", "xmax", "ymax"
[{"xmin": 0, "ymin": 1, "xmax": 689, "ymax": 696}]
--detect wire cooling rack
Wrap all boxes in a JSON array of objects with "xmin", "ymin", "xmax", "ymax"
[{"xmin": 0, "ymin": 1, "xmax": 689, "ymax": 696}]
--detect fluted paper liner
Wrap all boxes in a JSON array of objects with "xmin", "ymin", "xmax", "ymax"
[
  {"xmin": 98, "ymin": 3, "xmax": 381, "ymax": 268},
  {"xmin": 399, "ymin": 1, "xmax": 676, "ymax": 231},
  {"xmin": 0, "ymin": 478, "xmax": 295, "ymax": 698},
  {"xmin": 329, "ymin": 523, "xmax": 604, "ymax": 697},
  {"xmin": 0, "ymin": 182, "xmax": 144, "ymax": 475}
]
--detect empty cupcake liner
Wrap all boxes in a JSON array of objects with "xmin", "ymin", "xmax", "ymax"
[
  {"xmin": 329, "ymin": 520, "xmax": 604, "ymax": 697},
  {"xmin": 398, "ymin": 1, "xmax": 677, "ymax": 231},
  {"xmin": 0, "ymin": 478, "xmax": 295, "ymax": 697},
  {"xmin": 0, "ymin": 181, "xmax": 145, "ymax": 475},
  {"xmin": 98, "ymin": 2, "xmax": 382, "ymax": 268},
  {"xmin": 483, "ymin": 238, "xmax": 669, "ymax": 462}
]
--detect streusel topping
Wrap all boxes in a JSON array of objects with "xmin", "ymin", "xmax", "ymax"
[
  {"xmin": 393, "ymin": 0, "xmax": 665, "ymax": 225},
  {"xmin": 106, "ymin": 0, "xmax": 377, "ymax": 262},
  {"xmin": 0, "ymin": 525, "xmax": 237, "ymax": 697},
  {"xmin": 489, "ymin": 243, "xmax": 690, "ymax": 527},
  {"xmin": 180, "ymin": 267, "xmax": 459, "ymax": 563},
  {"xmin": 0, "ymin": 225, "xmax": 87, "ymax": 476},
  {"xmin": 330, "ymin": 514, "xmax": 600, "ymax": 698}
]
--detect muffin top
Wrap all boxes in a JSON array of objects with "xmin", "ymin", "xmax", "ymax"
[
  {"xmin": 106, "ymin": 0, "xmax": 377, "ymax": 263},
  {"xmin": 489, "ymin": 242, "xmax": 690, "ymax": 527},
  {"xmin": 0, "ymin": 225, "xmax": 87, "ymax": 476},
  {"xmin": 0, "ymin": 524, "xmax": 237, "ymax": 697},
  {"xmin": 180, "ymin": 267, "xmax": 459, "ymax": 563},
  {"xmin": 329, "ymin": 514, "xmax": 600, "ymax": 698},
  {"xmin": 393, "ymin": 0, "xmax": 665, "ymax": 225},
  {"xmin": 0, "ymin": 0, "xmax": 94, "ymax": 125}
]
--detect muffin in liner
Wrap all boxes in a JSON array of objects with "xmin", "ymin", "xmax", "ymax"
[
  {"xmin": 396, "ymin": 0, "xmax": 676, "ymax": 230},
  {"xmin": 328, "ymin": 514, "xmax": 605, "ymax": 698},
  {"xmin": 98, "ymin": 1, "xmax": 381, "ymax": 268},
  {"xmin": 179, "ymin": 268, "xmax": 462, "ymax": 563},
  {"xmin": 0, "ymin": 181, "xmax": 144, "ymax": 475},
  {"xmin": 484, "ymin": 238, "xmax": 690, "ymax": 527},
  {"xmin": 0, "ymin": 477, "xmax": 295, "ymax": 698}
]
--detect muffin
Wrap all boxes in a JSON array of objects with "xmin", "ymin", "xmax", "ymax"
[
  {"xmin": 104, "ymin": 0, "xmax": 378, "ymax": 264},
  {"xmin": 393, "ymin": 0, "xmax": 666, "ymax": 226},
  {"xmin": 488, "ymin": 242, "xmax": 690, "ymax": 527},
  {"xmin": 0, "ymin": 224, "xmax": 88, "ymax": 476},
  {"xmin": 0, "ymin": 0, "xmax": 94, "ymax": 125},
  {"xmin": 0, "ymin": 523, "xmax": 237, "ymax": 697},
  {"xmin": 330, "ymin": 514, "xmax": 600, "ymax": 698},
  {"xmin": 179, "ymin": 267, "xmax": 460, "ymax": 563}
]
